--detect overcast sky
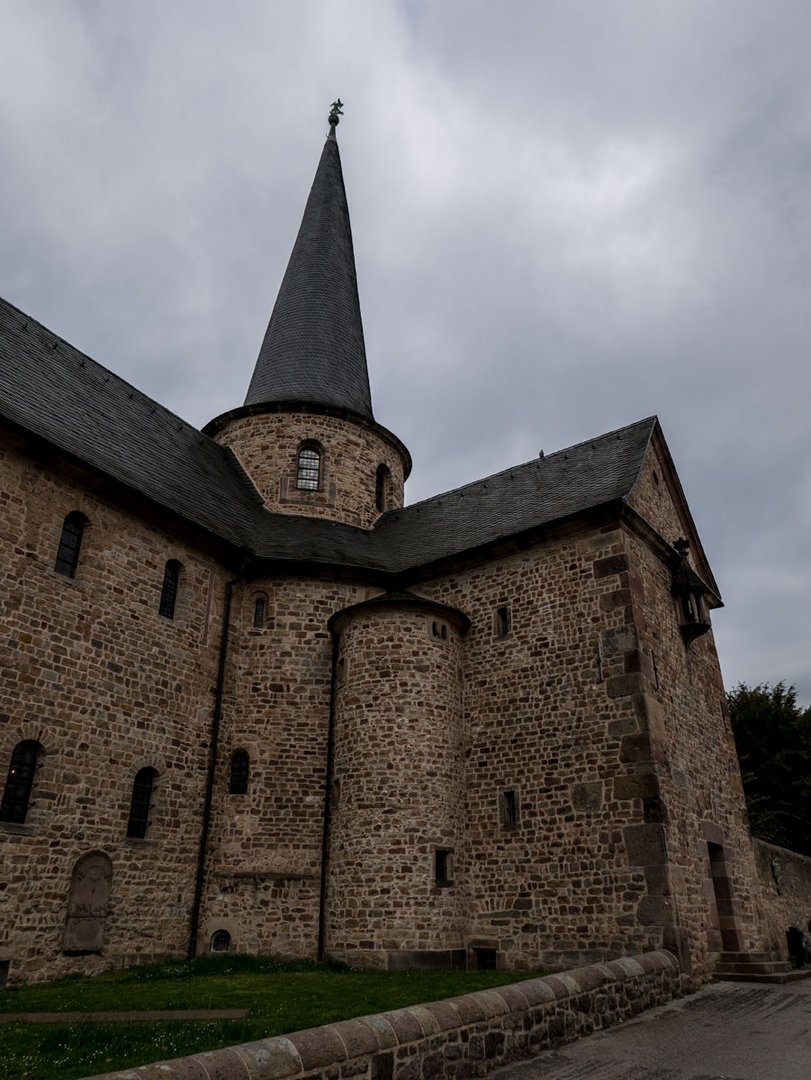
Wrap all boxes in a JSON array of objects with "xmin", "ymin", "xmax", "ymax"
[{"xmin": 1, "ymin": 1, "xmax": 809, "ymax": 705}]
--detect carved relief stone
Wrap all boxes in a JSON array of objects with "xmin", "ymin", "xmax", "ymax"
[{"xmin": 63, "ymin": 852, "xmax": 112, "ymax": 954}]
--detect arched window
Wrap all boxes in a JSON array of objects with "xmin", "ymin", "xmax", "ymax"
[
  {"xmin": 159, "ymin": 560, "xmax": 181, "ymax": 619},
  {"xmin": 375, "ymin": 464, "xmax": 390, "ymax": 512},
  {"xmin": 229, "ymin": 750, "xmax": 249, "ymax": 795},
  {"xmin": 54, "ymin": 512, "xmax": 86, "ymax": 578},
  {"xmin": 253, "ymin": 596, "xmax": 266, "ymax": 628},
  {"xmin": 0, "ymin": 740, "xmax": 40, "ymax": 823},
  {"xmin": 296, "ymin": 444, "xmax": 321, "ymax": 491},
  {"xmin": 210, "ymin": 929, "xmax": 232, "ymax": 953},
  {"xmin": 126, "ymin": 767, "xmax": 157, "ymax": 838}
]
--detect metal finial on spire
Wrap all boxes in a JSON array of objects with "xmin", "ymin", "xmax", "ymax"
[{"xmin": 328, "ymin": 99, "xmax": 344, "ymax": 129}]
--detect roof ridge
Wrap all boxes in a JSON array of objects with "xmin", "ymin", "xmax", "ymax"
[{"xmin": 392, "ymin": 416, "xmax": 659, "ymax": 515}]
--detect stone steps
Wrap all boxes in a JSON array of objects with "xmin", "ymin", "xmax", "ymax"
[{"xmin": 714, "ymin": 951, "xmax": 811, "ymax": 984}]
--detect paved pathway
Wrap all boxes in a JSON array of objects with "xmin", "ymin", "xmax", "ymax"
[{"xmin": 492, "ymin": 979, "xmax": 811, "ymax": 1080}]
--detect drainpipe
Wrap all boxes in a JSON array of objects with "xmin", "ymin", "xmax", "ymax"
[
  {"xmin": 317, "ymin": 628, "xmax": 340, "ymax": 961},
  {"xmin": 188, "ymin": 560, "xmax": 243, "ymax": 960}
]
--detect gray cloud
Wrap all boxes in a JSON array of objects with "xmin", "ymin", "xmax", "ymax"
[{"xmin": 1, "ymin": 0, "xmax": 809, "ymax": 701}]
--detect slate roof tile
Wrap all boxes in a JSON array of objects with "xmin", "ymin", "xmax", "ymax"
[
  {"xmin": 244, "ymin": 133, "xmax": 373, "ymax": 419},
  {"xmin": 0, "ymin": 297, "xmax": 263, "ymax": 551}
]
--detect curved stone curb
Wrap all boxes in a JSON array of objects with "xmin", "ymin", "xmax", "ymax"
[{"xmin": 83, "ymin": 950, "xmax": 680, "ymax": 1080}]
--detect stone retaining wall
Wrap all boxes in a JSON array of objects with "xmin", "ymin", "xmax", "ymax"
[
  {"xmin": 88, "ymin": 950, "xmax": 680, "ymax": 1080},
  {"xmin": 753, "ymin": 839, "xmax": 811, "ymax": 958}
]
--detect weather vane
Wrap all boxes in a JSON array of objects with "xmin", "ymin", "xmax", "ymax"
[{"xmin": 328, "ymin": 99, "xmax": 344, "ymax": 128}]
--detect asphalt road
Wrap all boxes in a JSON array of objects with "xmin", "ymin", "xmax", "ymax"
[{"xmin": 492, "ymin": 979, "xmax": 811, "ymax": 1080}]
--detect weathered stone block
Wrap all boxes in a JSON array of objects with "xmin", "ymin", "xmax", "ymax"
[
  {"xmin": 613, "ymin": 774, "xmax": 659, "ymax": 801},
  {"xmin": 571, "ymin": 782, "xmax": 603, "ymax": 813},
  {"xmin": 636, "ymin": 895, "xmax": 673, "ymax": 926},
  {"xmin": 623, "ymin": 824, "xmax": 667, "ymax": 867},
  {"xmin": 593, "ymin": 555, "xmax": 630, "ymax": 579}
]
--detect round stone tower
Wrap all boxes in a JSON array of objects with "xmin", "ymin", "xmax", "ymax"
[
  {"xmin": 325, "ymin": 592, "xmax": 470, "ymax": 969},
  {"xmin": 203, "ymin": 112, "xmax": 410, "ymax": 528}
]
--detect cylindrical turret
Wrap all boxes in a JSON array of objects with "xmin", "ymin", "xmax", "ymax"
[
  {"xmin": 205, "ymin": 405, "xmax": 409, "ymax": 528},
  {"xmin": 325, "ymin": 593, "xmax": 469, "ymax": 969}
]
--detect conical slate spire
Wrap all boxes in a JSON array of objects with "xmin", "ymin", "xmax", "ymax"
[{"xmin": 244, "ymin": 121, "xmax": 373, "ymax": 420}]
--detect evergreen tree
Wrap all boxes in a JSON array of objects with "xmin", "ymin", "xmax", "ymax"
[{"xmin": 727, "ymin": 683, "xmax": 811, "ymax": 857}]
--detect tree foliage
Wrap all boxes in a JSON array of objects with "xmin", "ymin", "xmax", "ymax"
[{"xmin": 727, "ymin": 682, "xmax": 811, "ymax": 857}]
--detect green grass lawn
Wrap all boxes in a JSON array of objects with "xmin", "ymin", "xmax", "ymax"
[{"xmin": 0, "ymin": 955, "xmax": 544, "ymax": 1080}]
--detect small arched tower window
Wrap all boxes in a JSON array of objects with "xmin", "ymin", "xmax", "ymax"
[
  {"xmin": 54, "ymin": 511, "xmax": 87, "ymax": 578},
  {"xmin": 0, "ymin": 740, "xmax": 40, "ymax": 823},
  {"xmin": 375, "ymin": 464, "xmax": 390, "ymax": 512},
  {"xmin": 229, "ymin": 750, "xmax": 249, "ymax": 795},
  {"xmin": 253, "ymin": 596, "xmax": 266, "ymax": 628},
  {"xmin": 126, "ymin": 766, "xmax": 157, "ymax": 839},
  {"xmin": 296, "ymin": 444, "xmax": 321, "ymax": 491},
  {"xmin": 159, "ymin": 560, "xmax": 182, "ymax": 619}
]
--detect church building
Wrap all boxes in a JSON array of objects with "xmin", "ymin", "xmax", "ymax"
[{"xmin": 0, "ymin": 110, "xmax": 784, "ymax": 985}]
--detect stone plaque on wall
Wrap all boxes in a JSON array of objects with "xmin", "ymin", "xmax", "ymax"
[{"xmin": 63, "ymin": 852, "xmax": 112, "ymax": 954}]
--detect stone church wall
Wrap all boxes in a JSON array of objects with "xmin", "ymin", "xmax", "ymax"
[
  {"xmin": 212, "ymin": 411, "xmax": 405, "ymax": 527},
  {"xmin": 416, "ymin": 522, "xmax": 663, "ymax": 971},
  {"xmin": 199, "ymin": 574, "xmax": 371, "ymax": 959},
  {"xmin": 0, "ymin": 438, "xmax": 227, "ymax": 984},
  {"xmin": 621, "ymin": 447, "xmax": 764, "ymax": 974},
  {"xmin": 326, "ymin": 603, "xmax": 467, "ymax": 967}
]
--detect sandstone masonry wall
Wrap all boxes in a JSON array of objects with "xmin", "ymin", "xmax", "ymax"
[
  {"xmin": 0, "ymin": 439, "xmax": 228, "ymax": 984},
  {"xmin": 415, "ymin": 524, "xmax": 661, "ymax": 971},
  {"xmin": 621, "ymin": 445, "xmax": 764, "ymax": 974},
  {"xmin": 752, "ymin": 840, "xmax": 811, "ymax": 959},
  {"xmin": 327, "ymin": 604, "xmax": 467, "ymax": 967},
  {"xmin": 212, "ymin": 411, "xmax": 405, "ymax": 527},
  {"xmin": 199, "ymin": 574, "xmax": 371, "ymax": 959}
]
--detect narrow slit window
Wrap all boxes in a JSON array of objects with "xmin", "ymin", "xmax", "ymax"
[
  {"xmin": 434, "ymin": 848, "xmax": 453, "ymax": 886},
  {"xmin": 126, "ymin": 767, "xmax": 156, "ymax": 838},
  {"xmin": 0, "ymin": 740, "xmax": 40, "ymax": 823},
  {"xmin": 253, "ymin": 597, "xmax": 266, "ymax": 628},
  {"xmin": 229, "ymin": 750, "xmax": 249, "ymax": 795},
  {"xmin": 54, "ymin": 512, "xmax": 86, "ymax": 578},
  {"xmin": 375, "ymin": 464, "xmax": 389, "ymax": 512},
  {"xmin": 501, "ymin": 789, "xmax": 519, "ymax": 828},
  {"xmin": 495, "ymin": 605, "xmax": 512, "ymax": 638},
  {"xmin": 159, "ymin": 560, "xmax": 181, "ymax": 619},
  {"xmin": 296, "ymin": 446, "xmax": 321, "ymax": 491}
]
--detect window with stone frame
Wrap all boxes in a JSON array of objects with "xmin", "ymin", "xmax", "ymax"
[
  {"xmin": 500, "ymin": 788, "xmax": 519, "ymax": 829},
  {"xmin": 158, "ymin": 560, "xmax": 182, "ymax": 619},
  {"xmin": 495, "ymin": 604, "xmax": 512, "ymax": 638},
  {"xmin": 375, "ymin": 463, "xmax": 390, "ymax": 512},
  {"xmin": 0, "ymin": 740, "xmax": 40, "ymax": 823},
  {"xmin": 253, "ymin": 595, "xmax": 266, "ymax": 628},
  {"xmin": 434, "ymin": 848, "xmax": 454, "ymax": 886},
  {"xmin": 296, "ymin": 443, "xmax": 322, "ymax": 490},
  {"xmin": 229, "ymin": 750, "xmax": 249, "ymax": 795},
  {"xmin": 126, "ymin": 767, "xmax": 157, "ymax": 838},
  {"xmin": 54, "ymin": 511, "xmax": 87, "ymax": 578},
  {"xmin": 211, "ymin": 928, "xmax": 232, "ymax": 952}
]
